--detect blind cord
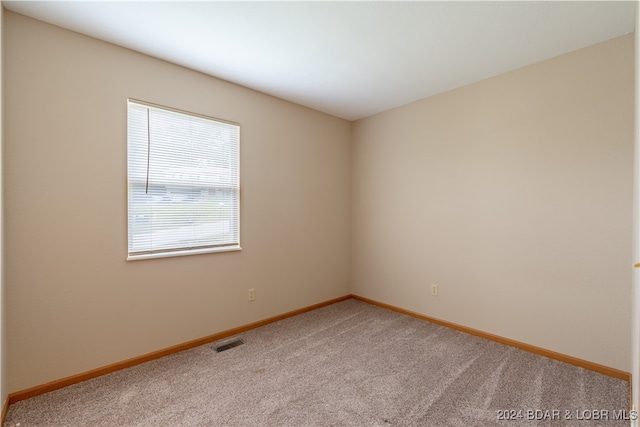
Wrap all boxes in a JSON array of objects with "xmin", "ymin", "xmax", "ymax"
[{"xmin": 145, "ymin": 108, "xmax": 151, "ymax": 194}]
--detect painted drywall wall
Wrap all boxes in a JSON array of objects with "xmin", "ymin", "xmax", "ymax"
[
  {"xmin": 4, "ymin": 12, "xmax": 351, "ymax": 392},
  {"xmin": 352, "ymin": 35, "xmax": 634, "ymax": 372},
  {"xmin": 632, "ymin": 3, "xmax": 640, "ymax": 411},
  {"xmin": 630, "ymin": 4, "xmax": 640, "ymax": 412},
  {"xmin": 0, "ymin": 3, "xmax": 7, "ymax": 412}
]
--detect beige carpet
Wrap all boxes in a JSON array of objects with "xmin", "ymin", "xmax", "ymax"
[{"xmin": 4, "ymin": 299, "xmax": 630, "ymax": 426}]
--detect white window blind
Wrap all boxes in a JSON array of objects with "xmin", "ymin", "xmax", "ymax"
[{"xmin": 127, "ymin": 100, "xmax": 240, "ymax": 260}]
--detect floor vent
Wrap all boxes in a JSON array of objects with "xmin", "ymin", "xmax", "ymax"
[{"xmin": 215, "ymin": 338, "xmax": 244, "ymax": 353}]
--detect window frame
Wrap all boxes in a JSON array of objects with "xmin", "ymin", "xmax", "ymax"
[{"xmin": 126, "ymin": 99, "xmax": 241, "ymax": 261}]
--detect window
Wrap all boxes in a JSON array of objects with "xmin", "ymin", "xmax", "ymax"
[{"xmin": 127, "ymin": 100, "xmax": 240, "ymax": 260}]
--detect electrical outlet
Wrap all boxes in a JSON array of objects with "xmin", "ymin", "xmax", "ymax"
[
  {"xmin": 248, "ymin": 288, "xmax": 255, "ymax": 301},
  {"xmin": 431, "ymin": 284, "xmax": 439, "ymax": 296}
]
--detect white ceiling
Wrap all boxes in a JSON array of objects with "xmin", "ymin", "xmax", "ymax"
[{"xmin": 3, "ymin": 1, "xmax": 636, "ymax": 121}]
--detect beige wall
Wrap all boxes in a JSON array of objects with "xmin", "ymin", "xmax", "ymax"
[
  {"xmin": 352, "ymin": 35, "xmax": 634, "ymax": 372},
  {"xmin": 1, "ymin": 3, "xmax": 6, "ymax": 409},
  {"xmin": 4, "ymin": 12, "xmax": 351, "ymax": 392}
]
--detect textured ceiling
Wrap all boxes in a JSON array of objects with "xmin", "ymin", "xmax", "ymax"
[{"xmin": 3, "ymin": 1, "xmax": 636, "ymax": 121}]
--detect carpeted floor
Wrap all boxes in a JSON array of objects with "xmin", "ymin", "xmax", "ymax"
[{"xmin": 4, "ymin": 299, "xmax": 630, "ymax": 426}]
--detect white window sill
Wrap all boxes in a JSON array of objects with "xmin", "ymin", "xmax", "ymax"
[{"xmin": 127, "ymin": 245, "xmax": 242, "ymax": 261}]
